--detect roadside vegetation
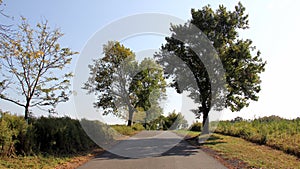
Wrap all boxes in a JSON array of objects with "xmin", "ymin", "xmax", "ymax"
[
  {"xmin": 0, "ymin": 150, "xmax": 100, "ymax": 169},
  {"xmin": 0, "ymin": 110, "xmax": 189, "ymax": 168},
  {"xmin": 215, "ymin": 116, "xmax": 300, "ymax": 158},
  {"xmin": 202, "ymin": 134, "xmax": 300, "ymax": 169},
  {"xmin": 0, "ymin": 111, "xmax": 111, "ymax": 168},
  {"xmin": 177, "ymin": 116, "xmax": 300, "ymax": 168},
  {"xmin": 111, "ymin": 123, "xmax": 145, "ymax": 136},
  {"xmin": 111, "ymin": 111, "xmax": 189, "ymax": 136},
  {"xmin": 0, "ymin": 112, "xmax": 103, "ymax": 157}
]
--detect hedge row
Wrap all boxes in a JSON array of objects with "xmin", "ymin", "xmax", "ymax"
[
  {"xmin": 189, "ymin": 121, "xmax": 202, "ymax": 132},
  {"xmin": 0, "ymin": 112, "xmax": 112, "ymax": 157}
]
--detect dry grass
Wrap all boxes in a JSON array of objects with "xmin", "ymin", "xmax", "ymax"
[
  {"xmin": 0, "ymin": 149, "xmax": 104, "ymax": 169},
  {"xmin": 202, "ymin": 134, "xmax": 300, "ymax": 169}
]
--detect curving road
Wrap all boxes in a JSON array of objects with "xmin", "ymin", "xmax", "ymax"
[{"xmin": 77, "ymin": 131, "xmax": 227, "ymax": 169}]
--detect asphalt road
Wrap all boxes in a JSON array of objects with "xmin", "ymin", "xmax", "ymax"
[{"xmin": 77, "ymin": 131, "xmax": 227, "ymax": 169}]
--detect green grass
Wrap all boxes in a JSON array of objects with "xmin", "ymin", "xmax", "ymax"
[{"xmin": 203, "ymin": 134, "xmax": 300, "ymax": 169}]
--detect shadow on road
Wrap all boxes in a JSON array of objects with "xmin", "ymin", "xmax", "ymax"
[
  {"xmin": 94, "ymin": 138, "xmax": 198, "ymax": 160},
  {"xmin": 77, "ymin": 132, "xmax": 229, "ymax": 169}
]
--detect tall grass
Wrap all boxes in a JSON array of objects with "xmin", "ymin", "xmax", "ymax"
[{"xmin": 215, "ymin": 116, "xmax": 300, "ymax": 157}]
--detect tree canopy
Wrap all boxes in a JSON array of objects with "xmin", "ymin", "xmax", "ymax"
[
  {"xmin": 0, "ymin": 18, "xmax": 77, "ymax": 121},
  {"xmin": 155, "ymin": 2, "xmax": 266, "ymax": 133},
  {"xmin": 84, "ymin": 41, "xmax": 166, "ymax": 126}
]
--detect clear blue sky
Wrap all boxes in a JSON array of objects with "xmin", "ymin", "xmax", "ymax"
[{"xmin": 1, "ymin": 0, "xmax": 300, "ymax": 123}]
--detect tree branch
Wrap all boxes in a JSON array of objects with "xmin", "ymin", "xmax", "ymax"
[{"xmin": 0, "ymin": 94, "xmax": 25, "ymax": 107}]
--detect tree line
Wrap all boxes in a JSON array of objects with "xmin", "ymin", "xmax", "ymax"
[
  {"xmin": 0, "ymin": 2, "xmax": 265, "ymax": 134},
  {"xmin": 84, "ymin": 2, "xmax": 265, "ymax": 133}
]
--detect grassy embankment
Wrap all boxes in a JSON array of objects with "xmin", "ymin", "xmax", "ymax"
[
  {"xmin": 203, "ymin": 134, "xmax": 300, "ymax": 169},
  {"xmin": 215, "ymin": 116, "xmax": 300, "ymax": 158},
  {"xmin": 181, "ymin": 116, "xmax": 300, "ymax": 168}
]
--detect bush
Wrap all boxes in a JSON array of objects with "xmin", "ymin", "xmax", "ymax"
[
  {"xmin": 231, "ymin": 116, "xmax": 244, "ymax": 122},
  {"xmin": 111, "ymin": 123, "xmax": 145, "ymax": 136},
  {"xmin": 80, "ymin": 119, "xmax": 114, "ymax": 145},
  {"xmin": 0, "ymin": 112, "xmax": 107, "ymax": 156},
  {"xmin": 132, "ymin": 123, "xmax": 145, "ymax": 131},
  {"xmin": 0, "ymin": 112, "xmax": 28, "ymax": 157},
  {"xmin": 33, "ymin": 117, "xmax": 97, "ymax": 154},
  {"xmin": 111, "ymin": 125, "xmax": 136, "ymax": 136},
  {"xmin": 189, "ymin": 122, "xmax": 202, "ymax": 132}
]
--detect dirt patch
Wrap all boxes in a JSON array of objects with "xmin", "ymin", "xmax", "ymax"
[{"xmin": 54, "ymin": 149, "xmax": 104, "ymax": 169}]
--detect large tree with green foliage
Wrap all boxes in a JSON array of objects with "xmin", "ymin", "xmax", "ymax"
[
  {"xmin": 84, "ymin": 41, "xmax": 166, "ymax": 126},
  {"xmin": 0, "ymin": 18, "xmax": 77, "ymax": 121},
  {"xmin": 155, "ymin": 2, "xmax": 266, "ymax": 134}
]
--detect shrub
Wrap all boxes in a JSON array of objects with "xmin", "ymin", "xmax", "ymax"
[
  {"xmin": 189, "ymin": 122, "xmax": 202, "ymax": 132},
  {"xmin": 0, "ymin": 112, "xmax": 28, "ymax": 157},
  {"xmin": 132, "ymin": 123, "xmax": 145, "ymax": 131},
  {"xmin": 257, "ymin": 115, "xmax": 284, "ymax": 123},
  {"xmin": 33, "ymin": 117, "xmax": 97, "ymax": 154},
  {"xmin": 80, "ymin": 119, "xmax": 114, "ymax": 145},
  {"xmin": 111, "ymin": 123, "xmax": 144, "ymax": 136},
  {"xmin": 0, "ymin": 112, "xmax": 104, "ymax": 156},
  {"xmin": 231, "ymin": 116, "xmax": 244, "ymax": 122},
  {"xmin": 111, "ymin": 125, "xmax": 136, "ymax": 136}
]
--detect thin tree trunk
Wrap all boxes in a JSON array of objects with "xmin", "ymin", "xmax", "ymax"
[
  {"xmin": 24, "ymin": 100, "xmax": 30, "ymax": 123},
  {"xmin": 127, "ymin": 106, "xmax": 134, "ymax": 126},
  {"xmin": 25, "ymin": 106, "xmax": 29, "ymax": 122},
  {"xmin": 202, "ymin": 110, "xmax": 209, "ymax": 135}
]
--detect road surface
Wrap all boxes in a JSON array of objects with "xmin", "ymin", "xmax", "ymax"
[{"xmin": 78, "ymin": 131, "xmax": 227, "ymax": 169}]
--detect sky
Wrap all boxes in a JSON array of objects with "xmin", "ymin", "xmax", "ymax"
[{"xmin": 0, "ymin": 0, "xmax": 300, "ymax": 124}]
